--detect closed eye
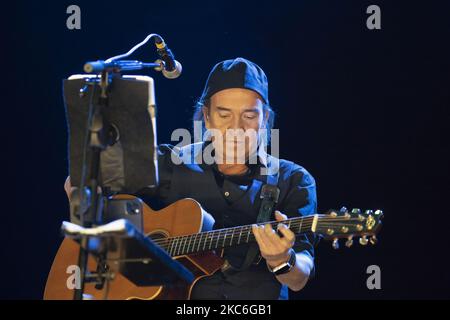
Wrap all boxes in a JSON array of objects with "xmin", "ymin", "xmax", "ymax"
[
  {"xmin": 243, "ymin": 112, "xmax": 258, "ymax": 119},
  {"xmin": 218, "ymin": 113, "xmax": 231, "ymax": 118}
]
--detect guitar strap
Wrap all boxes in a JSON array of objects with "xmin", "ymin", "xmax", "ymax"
[{"xmin": 223, "ymin": 168, "xmax": 280, "ymax": 272}]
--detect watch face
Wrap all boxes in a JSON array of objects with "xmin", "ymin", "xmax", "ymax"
[
  {"xmin": 274, "ymin": 250, "xmax": 296, "ymax": 275},
  {"xmin": 274, "ymin": 264, "xmax": 291, "ymax": 275}
]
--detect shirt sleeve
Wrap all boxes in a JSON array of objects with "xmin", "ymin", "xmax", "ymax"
[{"xmin": 278, "ymin": 163, "xmax": 319, "ymax": 275}]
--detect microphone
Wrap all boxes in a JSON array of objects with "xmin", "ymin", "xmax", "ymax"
[
  {"xmin": 83, "ymin": 60, "xmax": 162, "ymax": 74},
  {"xmin": 83, "ymin": 34, "xmax": 182, "ymax": 78},
  {"xmin": 154, "ymin": 36, "xmax": 182, "ymax": 79}
]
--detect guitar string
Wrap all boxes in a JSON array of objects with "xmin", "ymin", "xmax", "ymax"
[
  {"xmin": 150, "ymin": 220, "xmax": 314, "ymax": 246},
  {"xmin": 158, "ymin": 224, "xmax": 314, "ymax": 255},
  {"xmin": 155, "ymin": 223, "xmax": 370, "ymax": 256},
  {"xmin": 149, "ymin": 216, "xmax": 368, "ymax": 242},
  {"xmin": 149, "ymin": 218, "xmax": 374, "ymax": 254},
  {"xmin": 149, "ymin": 217, "xmax": 370, "ymax": 247}
]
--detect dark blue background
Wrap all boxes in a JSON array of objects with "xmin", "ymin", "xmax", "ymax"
[{"xmin": 1, "ymin": 0, "xmax": 449, "ymax": 299}]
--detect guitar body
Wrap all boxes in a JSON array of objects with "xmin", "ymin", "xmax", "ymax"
[{"xmin": 44, "ymin": 197, "xmax": 225, "ymax": 300}]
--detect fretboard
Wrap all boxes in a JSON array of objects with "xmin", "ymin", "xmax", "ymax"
[{"xmin": 154, "ymin": 215, "xmax": 317, "ymax": 257}]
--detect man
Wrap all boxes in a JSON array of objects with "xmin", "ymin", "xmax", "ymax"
[{"xmin": 65, "ymin": 57, "xmax": 317, "ymax": 299}]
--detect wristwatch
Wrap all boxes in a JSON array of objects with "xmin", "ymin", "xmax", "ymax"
[{"xmin": 267, "ymin": 249, "xmax": 296, "ymax": 276}]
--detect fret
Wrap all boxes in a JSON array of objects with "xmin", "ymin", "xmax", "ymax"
[
  {"xmin": 175, "ymin": 238, "xmax": 181, "ymax": 256},
  {"xmin": 189, "ymin": 234, "xmax": 194, "ymax": 253},
  {"xmin": 222, "ymin": 233, "xmax": 227, "ymax": 247},
  {"xmin": 181, "ymin": 236, "xmax": 188, "ymax": 255},
  {"xmin": 188, "ymin": 233, "xmax": 196, "ymax": 254},
  {"xmin": 177, "ymin": 237, "xmax": 185, "ymax": 255},
  {"xmin": 215, "ymin": 231, "xmax": 220, "ymax": 249},
  {"xmin": 246, "ymin": 227, "xmax": 251, "ymax": 243},
  {"xmin": 172, "ymin": 238, "xmax": 177, "ymax": 254},
  {"xmin": 230, "ymin": 231, "xmax": 234, "ymax": 246},
  {"xmin": 195, "ymin": 233, "xmax": 200, "ymax": 253},
  {"xmin": 237, "ymin": 228, "xmax": 243, "ymax": 245},
  {"xmin": 197, "ymin": 233, "xmax": 203, "ymax": 252},
  {"xmin": 194, "ymin": 233, "xmax": 200, "ymax": 252},
  {"xmin": 171, "ymin": 237, "xmax": 176, "ymax": 256},
  {"xmin": 168, "ymin": 238, "xmax": 175, "ymax": 256},
  {"xmin": 288, "ymin": 219, "xmax": 292, "ymax": 229},
  {"xmin": 208, "ymin": 232, "xmax": 213, "ymax": 250},
  {"xmin": 186, "ymin": 235, "xmax": 192, "ymax": 254},
  {"xmin": 182, "ymin": 236, "xmax": 191, "ymax": 253},
  {"xmin": 203, "ymin": 232, "xmax": 208, "ymax": 251},
  {"xmin": 298, "ymin": 217, "xmax": 303, "ymax": 233}
]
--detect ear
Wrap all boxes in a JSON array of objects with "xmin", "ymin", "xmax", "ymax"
[{"xmin": 202, "ymin": 106, "xmax": 210, "ymax": 129}]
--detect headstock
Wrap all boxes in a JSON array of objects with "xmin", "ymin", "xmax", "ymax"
[{"xmin": 315, "ymin": 207, "xmax": 383, "ymax": 249}]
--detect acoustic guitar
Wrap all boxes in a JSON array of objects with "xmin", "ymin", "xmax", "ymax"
[{"xmin": 44, "ymin": 195, "xmax": 383, "ymax": 300}]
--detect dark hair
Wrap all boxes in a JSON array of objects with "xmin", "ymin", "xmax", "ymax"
[{"xmin": 192, "ymin": 96, "xmax": 276, "ymax": 142}]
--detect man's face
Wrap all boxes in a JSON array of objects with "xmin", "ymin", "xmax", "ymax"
[{"xmin": 203, "ymin": 88, "xmax": 268, "ymax": 164}]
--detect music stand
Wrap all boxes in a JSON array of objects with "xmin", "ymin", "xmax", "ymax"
[
  {"xmin": 62, "ymin": 72, "xmax": 182, "ymax": 299},
  {"xmin": 62, "ymin": 219, "xmax": 194, "ymax": 288},
  {"xmin": 64, "ymin": 74, "xmax": 159, "ymax": 196}
]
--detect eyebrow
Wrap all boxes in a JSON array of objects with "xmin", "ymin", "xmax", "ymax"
[
  {"xmin": 215, "ymin": 106, "xmax": 259, "ymax": 113},
  {"xmin": 215, "ymin": 106, "xmax": 231, "ymax": 112}
]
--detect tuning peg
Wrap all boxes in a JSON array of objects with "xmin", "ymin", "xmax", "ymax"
[
  {"xmin": 369, "ymin": 235, "xmax": 378, "ymax": 245},
  {"xmin": 364, "ymin": 209, "xmax": 374, "ymax": 215},
  {"xmin": 374, "ymin": 209, "xmax": 383, "ymax": 217},
  {"xmin": 351, "ymin": 208, "xmax": 361, "ymax": 215},
  {"xmin": 359, "ymin": 236, "xmax": 368, "ymax": 246},
  {"xmin": 329, "ymin": 210, "xmax": 338, "ymax": 217},
  {"xmin": 340, "ymin": 207, "xmax": 351, "ymax": 219},
  {"xmin": 332, "ymin": 238, "xmax": 339, "ymax": 250},
  {"xmin": 339, "ymin": 206, "xmax": 348, "ymax": 214},
  {"xmin": 345, "ymin": 236, "xmax": 353, "ymax": 248}
]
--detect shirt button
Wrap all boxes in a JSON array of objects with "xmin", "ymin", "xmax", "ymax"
[{"xmin": 224, "ymin": 191, "xmax": 230, "ymax": 197}]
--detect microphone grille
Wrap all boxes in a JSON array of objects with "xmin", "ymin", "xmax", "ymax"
[{"xmin": 162, "ymin": 60, "xmax": 182, "ymax": 79}]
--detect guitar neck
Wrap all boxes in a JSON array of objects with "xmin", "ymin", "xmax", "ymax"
[{"xmin": 160, "ymin": 215, "xmax": 318, "ymax": 257}]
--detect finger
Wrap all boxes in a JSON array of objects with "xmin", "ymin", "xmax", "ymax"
[
  {"xmin": 252, "ymin": 225, "xmax": 268, "ymax": 251},
  {"xmin": 277, "ymin": 224, "xmax": 296, "ymax": 247},
  {"xmin": 258, "ymin": 225, "xmax": 276, "ymax": 252},
  {"xmin": 275, "ymin": 210, "xmax": 288, "ymax": 221},
  {"xmin": 263, "ymin": 223, "xmax": 285, "ymax": 250}
]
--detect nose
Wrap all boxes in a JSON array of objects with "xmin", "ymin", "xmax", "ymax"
[
  {"xmin": 225, "ymin": 118, "xmax": 247, "ymax": 143},
  {"xmin": 227, "ymin": 115, "xmax": 245, "ymax": 131}
]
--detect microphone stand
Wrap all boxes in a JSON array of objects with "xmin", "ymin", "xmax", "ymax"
[
  {"xmin": 73, "ymin": 69, "xmax": 111, "ymax": 300},
  {"xmin": 72, "ymin": 57, "xmax": 173, "ymax": 300}
]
